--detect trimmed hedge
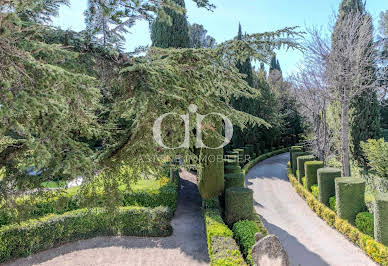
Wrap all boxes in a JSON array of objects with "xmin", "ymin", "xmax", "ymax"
[
  {"xmin": 202, "ymin": 198, "xmax": 246, "ymax": 265},
  {"xmin": 242, "ymin": 147, "xmax": 290, "ymax": 175},
  {"xmin": 292, "ymin": 152, "xmax": 310, "ymax": 175},
  {"xmin": 288, "ymin": 169, "xmax": 388, "ymax": 266},
  {"xmin": 234, "ymin": 149, "xmax": 245, "ymax": 166},
  {"xmin": 375, "ymin": 193, "xmax": 388, "ymax": 246},
  {"xmin": 335, "ymin": 177, "xmax": 366, "ymax": 225},
  {"xmin": 356, "ymin": 212, "xmax": 374, "ymax": 237},
  {"xmin": 317, "ymin": 168, "xmax": 342, "ymax": 206},
  {"xmin": 304, "ymin": 161, "xmax": 324, "ymax": 192},
  {"xmin": 296, "ymin": 155, "xmax": 315, "ymax": 184},
  {"xmin": 0, "ymin": 178, "xmax": 179, "ymax": 228},
  {"xmin": 224, "ymin": 172, "xmax": 245, "ymax": 191},
  {"xmin": 224, "ymin": 164, "xmax": 242, "ymax": 174},
  {"xmin": 0, "ymin": 206, "xmax": 173, "ymax": 263},
  {"xmin": 225, "ymin": 188, "xmax": 253, "ymax": 225},
  {"xmin": 311, "ymin": 185, "xmax": 318, "ymax": 199},
  {"xmin": 290, "ymin": 146, "xmax": 303, "ymax": 170},
  {"xmin": 233, "ymin": 220, "xmax": 260, "ymax": 265}
]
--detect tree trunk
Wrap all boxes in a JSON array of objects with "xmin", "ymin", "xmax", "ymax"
[{"xmin": 341, "ymin": 99, "xmax": 351, "ymax": 176}]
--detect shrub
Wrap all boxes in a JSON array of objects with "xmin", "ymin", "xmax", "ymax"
[
  {"xmin": 374, "ymin": 193, "xmax": 388, "ymax": 246},
  {"xmin": 292, "ymin": 152, "xmax": 310, "ymax": 176},
  {"xmin": 0, "ymin": 206, "xmax": 172, "ymax": 262},
  {"xmin": 224, "ymin": 172, "xmax": 245, "ymax": 191},
  {"xmin": 311, "ymin": 185, "xmax": 319, "ymax": 199},
  {"xmin": 202, "ymin": 198, "xmax": 246, "ymax": 265},
  {"xmin": 304, "ymin": 161, "xmax": 324, "ymax": 192},
  {"xmin": 234, "ymin": 149, "xmax": 245, "ymax": 166},
  {"xmin": 287, "ymin": 169, "xmax": 388, "ymax": 266},
  {"xmin": 330, "ymin": 196, "xmax": 337, "ymax": 212},
  {"xmin": 233, "ymin": 220, "xmax": 260, "ymax": 265},
  {"xmin": 290, "ymin": 146, "xmax": 303, "ymax": 170},
  {"xmin": 356, "ymin": 212, "xmax": 374, "ymax": 237},
  {"xmin": 335, "ymin": 177, "xmax": 366, "ymax": 225},
  {"xmin": 317, "ymin": 168, "xmax": 342, "ymax": 206},
  {"xmin": 225, "ymin": 188, "xmax": 253, "ymax": 225},
  {"xmin": 224, "ymin": 155, "xmax": 239, "ymax": 166},
  {"xmin": 225, "ymin": 164, "xmax": 242, "ymax": 174},
  {"xmin": 361, "ymin": 138, "xmax": 388, "ymax": 179},
  {"xmin": 297, "ymin": 155, "xmax": 315, "ymax": 183}
]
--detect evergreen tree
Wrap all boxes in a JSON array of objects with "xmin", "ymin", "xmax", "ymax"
[
  {"xmin": 85, "ymin": 0, "xmax": 135, "ymax": 51},
  {"xmin": 150, "ymin": 0, "xmax": 190, "ymax": 48},
  {"xmin": 188, "ymin": 23, "xmax": 216, "ymax": 48}
]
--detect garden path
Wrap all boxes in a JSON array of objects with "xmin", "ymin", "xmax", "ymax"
[
  {"xmin": 246, "ymin": 152, "xmax": 377, "ymax": 266},
  {"xmin": 6, "ymin": 171, "xmax": 209, "ymax": 266}
]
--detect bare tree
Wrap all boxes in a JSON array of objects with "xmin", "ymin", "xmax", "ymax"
[
  {"xmin": 292, "ymin": 27, "xmax": 332, "ymax": 161},
  {"xmin": 328, "ymin": 11, "xmax": 377, "ymax": 176}
]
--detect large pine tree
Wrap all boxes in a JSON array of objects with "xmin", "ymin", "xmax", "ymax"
[{"xmin": 150, "ymin": 0, "xmax": 190, "ymax": 48}]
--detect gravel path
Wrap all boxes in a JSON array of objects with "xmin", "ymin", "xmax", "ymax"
[
  {"xmin": 246, "ymin": 152, "xmax": 377, "ymax": 266},
  {"xmin": 6, "ymin": 171, "xmax": 209, "ymax": 266}
]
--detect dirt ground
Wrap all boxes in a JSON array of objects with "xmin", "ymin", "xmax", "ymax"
[
  {"xmin": 246, "ymin": 153, "xmax": 377, "ymax": 266},
  {"xmin": 6, "ymin": 171, "xmax": 209, "ymax": 266}
]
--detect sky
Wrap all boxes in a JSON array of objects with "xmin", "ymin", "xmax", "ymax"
[{"xmin": 52, "ymin": 0, "xmax": 388, "ymax": 77}]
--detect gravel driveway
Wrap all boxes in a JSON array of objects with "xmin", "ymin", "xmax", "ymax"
[
  {"xmin": 245, "ymin": 152, "xmax": 377, "ymax": 266},
  {"xmin": 6, "ymin": 171, "xmax": 209, "ymax": 266}
]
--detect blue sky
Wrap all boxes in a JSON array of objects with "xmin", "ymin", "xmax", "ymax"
[{"xmin": 52, "ymin": 0, "xmax": 388, "ymax": 76}]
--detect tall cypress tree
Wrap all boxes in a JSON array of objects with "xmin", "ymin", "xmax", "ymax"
[{"xmin": 150, "ymin": 0, "xmax": 190, "ymax": 48}]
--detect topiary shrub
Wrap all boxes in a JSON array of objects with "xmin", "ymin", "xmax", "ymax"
[
  {"xmin": 224, "ymin": 155, "xmax": 239, "ymax": 166},
  {"xmin": 233, "ymin": 220, "xmax": 260, "ymax": 265},
  {"xmin": 330, "ymin": 196, "xmax": 337, "ymax": 212},
  {"xmin": 224, "ymin": 172, "xmax": 245, "ymax": 191},
  {"xmin": 292, "ymin": 152, "xmax": 310, "ymax": 176},
  {"xmin": 297, "ymin": 155, "xmax": 315, "ymax": 184},
  {"xmin": 356, "ymin": 212, "xmax": 374, "ymax": 237},
  {"xmin": 224, "ymin": 164, "xmax": 242, "ymax": 174},
  {"xmin": 290, "ymin": 146, "xmax": 303, "ymax": 169},
  {"xmin": 305, "ymin": 161, "xmax": 324, "ymax": 192},
  {"xmin": 234, "ymin": 149, "xmax": 245, "ymax": 166},
  {"xmin": 317, "ymin": 168, "xmax": 342, "ymax": 207},
  {"xmin": 374, "ymin": 193, "xmax": 388, "ymax": 246},
  {"xmin": 335, "ymin": 177, "xmax": 366, "ymax": 225},
  {"xmin": 225, "ymin": 187, "xmax": 253, "ymax": 225}
]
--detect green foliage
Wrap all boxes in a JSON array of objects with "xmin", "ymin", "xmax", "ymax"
[
  {"xmin": 304, "ymin": 161, "xmax": 324, "ymax": 192},
  {"xmin": 202, "ymin": 198, "xmax": 246, "ymax": 266},
  {"xmin": 335, "ymin": 177, "xmax": 366, "ymax": 225},
  {"xmin": 288, "ymin": 170, "xmax": 388, "ymax": 266},
  {"xmin": 290, "ymin": 146, "xmax": 303, "ymax": 169},
  {"xmin": 225, "ymin": 165, "xmax": 242, "ymax": 174},
  {"xmin": 330, "ymin": 196, "xmax": 337, "ymax": 212},
  {"xmin": 233, "ymin": 220, "xmax": 260, "ymax": 265},
  {"xmin": 297, "ymin": 155, "xmax": 315, "ymax": 184},
  {"xmin": 355, "ymin": 212, "xmax": 374, "ymax": 237},
  {"xmin": 225, "ymin": 187, "xmax": 253, "ymax": 225},
  {"xmin": 269, "ymin": 54, "xmax": 281, "ymax": 72},
  {"xmin": 188, "ymin": 23, "xmax": 216, "ymax": 48},
  {"xmin": 151, "ymin": 0, "xmax": 190, "ymax": 48},
  {"xmin": 0, "ymin": 206, "xmax": 173, "ymax": 262},
  {"xmin": 292, "ymin": 152, "xmax": 311, "ymax": 176},
  {"xmin": 311, "ymin": 185, "xmax": 319, "ymax": 199},
  {"xmin": 361, "ymin": 138, "xmax": 388, "ymax": 179},
  {"xmin": 317, "ymin": 168, "xmax": 342, "ymax": 206},
  {"xmin": 224, "ymin": 172, "xmax": 245, "ymax": 191},
  {"xmin": 374, "ymin": 193, "xmax": 388, "ymax": 246}
]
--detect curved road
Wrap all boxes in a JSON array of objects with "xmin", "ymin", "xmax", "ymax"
[{"xmin": 246, "ymin": 153, "xmax": 376, "ymax": 266}]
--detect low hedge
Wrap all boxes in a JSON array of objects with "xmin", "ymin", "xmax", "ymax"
[
  {"xmin": 242, "ymin": 147, "xmax": 290, "ymax": 175},
  {"xmin": 233, "ymin": 220, "xmax": 260, "ymax": 265},
  {"xmin": 311, "ymin": 185, "xmax": 319, "ymax": 199},
  {"xmin": 356, "ymin": 212, "xmax": 374, "ymax": 237},
  {"xmin": 329, "ymin": 196, "xmax": 337, "ymax": 212},
  {"xmin": 288, "ymin": 169, "xmax": 388, "ymax": 266},
  {"xmin": 0, "ymin": 206, "xmax": 173, "ymax": 263},
  {"xmin": 0, "ymin": 177, "xmax": 179, "ymax": 228},
  {"xmin": 202, "ymin": 198, "xmax": 246, "ymax": 265}
]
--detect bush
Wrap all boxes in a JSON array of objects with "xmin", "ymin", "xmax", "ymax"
[
  {"xmin": 225, "ymin": 164, "xmax": 242, "ymax": 174},
  {"xmin": 297, "ymin": 155, "xmax": 315, "ymax": 183},
  {"xmin": 361, "ymin": 138, "xmax": 388, "ymax": 179},
  {"xmin": 330, "ymin": 196, "xmax": 337, "ymax": 212},
  {"xmin": 202, "ymin": 198, "xmax": 246, "ymax": 265},
  {"xmin": 335, "ymin": 177, "xmax": 366, "ymax": 225},
  {"xmin": 234, "ymin": 149, "xmax": 245, "ymax": 166},
  {"xmin": 287, "ymin": 169, "xmax": 388, "ymax": 266},
  {"xmin": 0, "ymin": 206, "xmax": 173, "ymax": 262},
  {"xmin": 375, "ymin": 193, "xmax": 388, "ymax": 246},
  {"xmin": 224, "ymin": 172, "xmax": 245, "ymax": 191},
  {"xmin": 317, "ymin": 168, "xmax": 342, "ymax": 206},
  {"xmin": 356, "ymin": 212, "xmax": 374, "ymax": 237},
  {"xmin": 290, "ymin": 146, "xmax": 303, "ymax": 170},
  {"xmin": 304, "ymin": 161, "xmax": 324, "ymax": 192},
  {"xmin": 233, "ymin": 220, "xmax": 260, "ymax": 265},
  {"xmin": 311, "ymin": 185, "xmax": 318, "ymax": 199},
  {"xmin": 225, "ymin": 187, "xmax": 253, "ymax": 225},
  {"xmin": 292, "ymin": 152, "xmax": 310, "ymax": 176}
]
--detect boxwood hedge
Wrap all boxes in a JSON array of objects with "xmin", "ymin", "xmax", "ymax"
[{"xmin": 356, "ymin": 212, "xmax": 374, "ymax": 237}]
